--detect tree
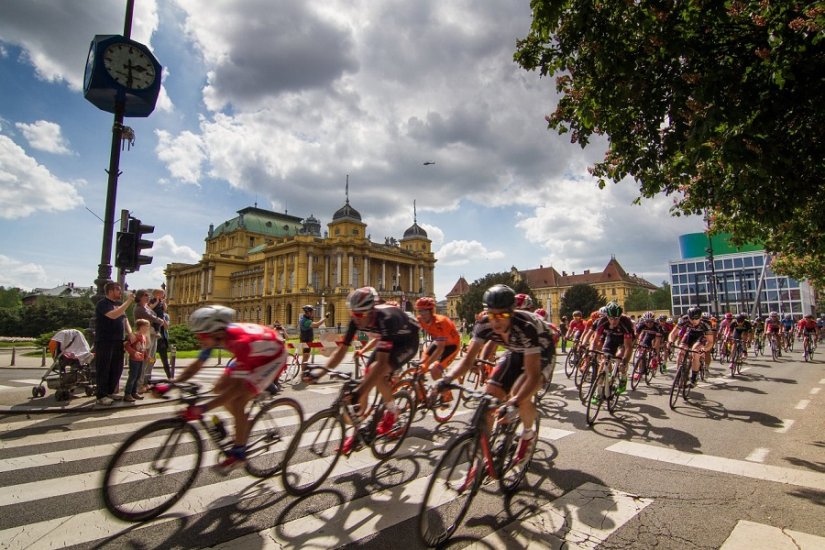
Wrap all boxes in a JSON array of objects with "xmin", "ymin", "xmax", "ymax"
[
  {"xmin": 456, "ymin": 272, "xmax": 533, "ymax": 326},
  {"xmin": 624, "ymin": 287, "xmax": 654, "ymax": 312},
  {"xmin": 651, "ymin": 282, "xmax": 673, "ymax": 311},
  {"xmin": 515, "ymin": 2, "xmax": 825, "ymax": 285},
  {"xmin": 559, "ymin": 284, "xmax": 606, "ymax": 319},
  {"xmin": 0, "ymin": 286, "xmax": 23, "ymax": 309}
]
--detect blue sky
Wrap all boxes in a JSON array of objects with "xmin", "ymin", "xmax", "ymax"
[{"xmin": 0, "ymin": 1, "xmax": 704, "ymax": 300}]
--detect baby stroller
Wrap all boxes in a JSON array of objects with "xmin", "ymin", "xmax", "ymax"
[{"xmin": 32, "ymin": 329, "xmax": 96, "ymax": 401}]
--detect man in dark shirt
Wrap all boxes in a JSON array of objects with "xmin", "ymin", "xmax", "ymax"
[{"xmin": 94, "ymin": 282, "xmax": 134, "ymax": 406}]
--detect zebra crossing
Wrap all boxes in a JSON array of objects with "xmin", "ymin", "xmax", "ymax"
[{"xmin": 1, "ymin": 367, "xmax": 824, "ymax": 549}]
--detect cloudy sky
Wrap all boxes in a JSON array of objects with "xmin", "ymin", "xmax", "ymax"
[{"xmin": 0, "ymin": 0, "xmax": 703, "ymax": 300}]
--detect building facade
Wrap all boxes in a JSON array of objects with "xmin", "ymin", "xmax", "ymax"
[
  {"xmin": 669, "ymin": 233, "xmax": 816, "ymax": 319},
  {"xmin": 165, "ymin": 198, "xmax": 436, "ymax": 330}
]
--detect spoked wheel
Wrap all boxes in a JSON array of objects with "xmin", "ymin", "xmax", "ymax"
[
  {"xmin": 418, "ymin": 434, "xmax": 482, "ymax": 548},
  {"xmin": 771, "ymin": 339, "xmax": 779, "ymax": 361},
  {"xmin": 279, "ymin": 357, "xmax": 301, "ymax": 385},
  {"xmin": 431, "ymin": 384, "xmax": 461, "ymax": 423},
  {"xmin": 372, "ymin": 390, "xmax": 414, "ymax": 459},
  {"xmin": 564, "ymin": 349, "xmax": 579, "ymax": 378},
  {"xmin": 606, "ymin": 365, "xmax": 621, "ymax": 415},
  {"xmin": 102, "ymin": 418, "xmax": 202, "ymax": 522},
  {"xmin": 577, "ymin": 358, "xmax": 595, "ymax": 404},
  {"xmin": 281, "ymin": 410, "xmax": 344, "ymax": 496},
  {"xmin": 644, "ymin": 357, "xmax": 657, "ymax": 385},
  {"xmin": 244, "ymin": 397, "xmax": 304, "ymax": 478},
  {"xmin": 585, "ymin": 371, "xmax": 605, "ymax": 425},
  {"xmin": 630, "ymin": 353, "xmax": 645, "ymax": 391},
  {"xmin": 500, "ymin": 416, "xmax": 540, "ymax": 494},
  {"xmin": 669, "ymin": 366, "xmax": 686, "ymax": 409}
]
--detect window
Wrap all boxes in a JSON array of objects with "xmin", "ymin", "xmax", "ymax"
[
  {"xmin": 733, "ymin": 257, "xmax": 743, "ymax": 268},
  {"xmin": 687, "ymin": 263, "xmax": 695, "ymax": 273},
  {"xmin": 678, "ymin": 263, "xmax": 686, "ymax": 273},
  {"xmin": 723, "ymin": 259, "xmax": 733, "ymax": 269},
  {"xmin": 611, "ymin": 288, "xmax": 616, "ymax": 296},
  {"xmin": 754, "ymin": 255, "xmax": 764, "ymax": 266},
  {"xmin": 671, "ymin": 264, "xmax": 679, "ymax": 274},
  {"xmin": 744, "ymin": 256, "xmax": 753, "ymax": 267}
]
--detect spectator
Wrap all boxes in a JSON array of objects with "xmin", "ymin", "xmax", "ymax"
[
  {"xmin": 150, "ymin": 288, "xmax": 173, "ymax": 379},
  {"xmin": 134, "ymin": 289, "xmax": 167, "ymax": 390},
  {"xmin": 94, "ymin": 282, "xmax": 134, "ymax": 406},
  {"xmin": 560, "ymin": 315, "xmax": 569, "ymax": 353},
  {"xmin": 298, "ymin": 305, "xmax": 327, "ymax": 368},
  {"xmin": 123, "ymin": 319, "xmax": 149, "ymax": 402},
  {"xmin": 272, "ymin": 321, "xmax": 289, "ymax": 341}
]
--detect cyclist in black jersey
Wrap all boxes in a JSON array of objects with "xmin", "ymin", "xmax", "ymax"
[
  {"xmin": 440, "ymin": 284, "xmax": 554, "ymax": 463},
  {"xmin": 670, "ymin": 307, "xmax": 715, "ymax": 387},
  {"xmin": 306, "ymin": 286, "xmax": 420, "ymax": 454},
  {"xmin": 591, "ymin": 302, "xmax": 634, "ymax": 394}
]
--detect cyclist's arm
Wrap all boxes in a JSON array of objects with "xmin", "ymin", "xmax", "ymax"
[
  {"xmin": 445, "ymin": 338, "xmax": 485, "ymax": 381},
  {"xmin": 175, "ymin": 347, "xmax": 212, "ymax": 383}
]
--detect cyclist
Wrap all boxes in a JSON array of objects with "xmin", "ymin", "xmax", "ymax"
[
  {"xmin": 780, "ymin": 313, "xmax": 795, "ymax": 351},
  {"xmin": 306, "ymin": 287, "xmax": 420, "ymax": 454},
  {"xmin": 752, "ymin": 316, "xmax": 766, "ymax": 352},
  {"xmin": 438, "ymin": 284, "xmax": 554, "ymax": 463},
  {"xmin": 765, "ymin": 311, "xmax": 783, "ymax": 356},
  {"xmin": 817, "ymin": 314, "xmax": 825, "ymax": 340},
  {"xmin": 590, "ymin": 302, "xmax": 634, "ymax": 395},
  {"xmin": 725, "ymin": 313, "xmax": 753, "ymax": 359},
  {"xmin": 633, "ymin": 311, "xmax": 664, "ymax": 381},
  {"xmin": 796, "ymin": 314, "xmax": 818, "ymax": 347},
  {"xmin": 159, "ymin": 305, "xmax": 287, "ymax": 475},
  {"xmin": 565, "ymin": 310, "xmax": 586, "ymax": 348},
  {"xmin": 670, "ymin": 307, "xmax": 714, "ymax": 387},
  {"xmin": 415, "ymin": 296, "xmax": 461, "ymax": 403}
]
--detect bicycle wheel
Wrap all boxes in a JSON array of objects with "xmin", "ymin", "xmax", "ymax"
[
  {"xmin": 536, "ymin": 375, "xmax": 554, "ymax": 401},
  {"xmin": 281, "ymin": 410, "xmax": 344, "ymax": 496},
  {"xmin": 244, "ymin": 397, "xmax": 304, "ymax": 478},
  {"xmin": 500, "ymin": 415, "xmax": 540, "ymax": 494},
  {"xmin": 606, "ymin": 362, "xmax": 621, "ymax": 414},
  {"xmin": 770, "ymin": 337, "xmax": 779, "ymax": 361},
  {"xmin": 280, "ymin": 355, "xmax": 301, "ymax": 385},
  {"xmin": 577, "ymin": 357, "xmax": 595, "ymax": 404},
  {"xmin": 669, "ymin": 364, "xmax": 685, "ymax": 409},
  {"xmin": 102, "ymin": 418, "xmax": 202, "ymax": 522},
  {"xmin": 728, "ymin": 346, "xmax": 738, "ymax": 377},
  {"xmin": 418, "ymin": 433, "xmax": 482, "ymax": 547},
  {"xmin": 645, "ymin": 355, "xmax": 657, "ymax": 385},
  {"xmin": 564, "ymin": 349, "xmax": 579, "ymax": 378},
  {"xmin": 372, "ymin": 390, "xmax": 415, "ymax": 459},
  {"xmin": 431, "ymin": 383, "xmax": 462, "ymax": 423},
  {"xmin": 393, "ymin": 379, "xmax": 423, "ymax": 421},
  {"xmin": 585, "ymin": 371, "xmax": 605, "ymax": 425},
  {"xmin": 630, "ymin": 353, "xmax": 644, "ymax": 391}
]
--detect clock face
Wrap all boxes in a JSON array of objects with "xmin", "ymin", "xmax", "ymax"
[{"xmin": 103, "ymin": 42, "xmax": 157, "ymax": 90}]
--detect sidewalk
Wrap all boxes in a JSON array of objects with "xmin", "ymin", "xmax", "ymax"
[{"xmin": 0, "ymin": 351, "xmax": 333, "ymax": 415}]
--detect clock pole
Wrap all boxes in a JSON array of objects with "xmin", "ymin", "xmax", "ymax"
[{"xmin": 93, "ymin": 0, "xmax": 135, "ymax": 300}]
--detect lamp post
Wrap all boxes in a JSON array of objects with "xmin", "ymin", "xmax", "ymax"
[{"xmin": 778, "ymin": 278, "xmax": 785, "ymax": 313}]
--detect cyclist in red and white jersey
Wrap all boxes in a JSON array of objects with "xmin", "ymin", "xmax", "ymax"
[
  {"xmin": 765, "ymin": 311, "xmax": 783, "ymax": 355},
  {"xmin": 797, "ymin": 314, "xmax": 818, "ymax": 344},
  {"xmin": 163, "ymin": 306, "xmax": 287, "ymax": 474}
]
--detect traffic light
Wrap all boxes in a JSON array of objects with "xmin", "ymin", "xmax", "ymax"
[
  {"xmin": 128, "ymin": 217, "xmax": 155, "ymax": 271},
  {"xmin": 115, "ymin": 230, "xmax": 137, "ymax": 270}
]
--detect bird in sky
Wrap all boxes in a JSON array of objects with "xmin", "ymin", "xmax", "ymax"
[{"xmin": 423, "ymin": 161, "xmax": 435, "ymax": 165}]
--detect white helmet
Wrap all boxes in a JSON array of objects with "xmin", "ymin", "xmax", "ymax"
[
  {"xmin": 189, "ymin": 305, "xmax": 235, "ymax": 334},
  {"xmin": 348, "ymin": 287, "xmax": 378, "ymax": 312}
]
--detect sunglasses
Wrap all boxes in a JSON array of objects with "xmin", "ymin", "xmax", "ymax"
[
  {"xmin": 351, "ymin": 311, "xmax": 369, "ymax": 319},
  {"xmin": 487, "ymin": 312, "xmax": 512, "ymax": 320}
]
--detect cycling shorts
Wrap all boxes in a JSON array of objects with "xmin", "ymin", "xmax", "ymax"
[
  {"xmin": 422, "ymin": 342, "xmax": 459, "ymax": 368},
  {"xmin": 489, "ymin": 349, "xmax": 554, "ymax": 393},
  {"xmin": 363, "ymin": 332, "xmax": 419, "ymax": 373},
  {"xmin": 225, "ymin": 355, "xmax": 286, "ymax": 396}
]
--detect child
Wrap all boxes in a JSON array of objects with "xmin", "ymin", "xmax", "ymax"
[{"xmin": 124, "ymin": 319, "xmax": 150, "ymax": 402}]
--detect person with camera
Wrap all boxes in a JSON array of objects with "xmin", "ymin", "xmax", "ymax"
[
  {"xmin": 134, "ymin": 289, "xmax": 168, "ymax": 391},
  {"xmin": 149, "ymin": 288, "xmax": 173, "ymax": 379},
  {"xmin": 299, "ymin": 305, "xmax": 328, "ymax": 371},
  {"xmin": 94, "ymin": 282, "xmax": 135, "ymax": 406}
]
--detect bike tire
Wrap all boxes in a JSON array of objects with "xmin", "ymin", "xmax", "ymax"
[
  {"xmin": 669, "ymin": 364, "xmax": 685, "ymax": 409},
  {"xmin": 418, "ymin": 433, "xmax": 482, "ymax": 547},
  {"xmin": 393, "ymin": 379, "xmax": 423, "ymax": 422},
  {"xmin": 500, "ymin": 415, "xmax": 540, "ymax": 494},
  {"xmin": 585, "ymin": 371, "xmax": 605, "ymax": 425},
  {"xmin": 245, "ymin": 397, "xmax": 304, "ymax": 478},
  {"xmin": 281, "ymin": 410, "xmax": 344, "ymax": 496},
  {"xmin": 372, "ymin": 390, "xmax": 415, "ymax": 459},
  {"xmin": 607, "ymin": 361, "xmax": 621, "ymax": 415},
  {"xmin": 102, "ymin": 418, "xmax": 202, "ymax": 522},
  {"xmin": 431, "ymin": 383, "xmax": 461, "ymax": 423},
  {"xmin": 630, "ymin": 353, "xmax": 644, "ymax": 391},
  {"xmin": 564, "ymin": 350, "xmax": 578, "ymax": 378},
  {"xmin": 729, "ymin": 346, "xmax": 738, "ymax": 377},
  {"xmin": 280, "ymin": 356, "xmax": 301, "ymax": 385},
  {"xmin": 644, "ymin": 356, "xmax": 656, "ymax": 385},
  {"xmin": 577, "ymin": 357, "xmax": 595, "ymax": 404}
]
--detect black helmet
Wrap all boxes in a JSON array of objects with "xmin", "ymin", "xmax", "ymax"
[
  {"xmin": 303, "ymin": 304, "xmax": 314, "ymax": 312},
  {"xmin": 604, "ymin": 302, "xmax": 622, "ymax": 318},
  {"xmin": 687, "ymin": 307, "xmax": 703, "ymax": 320},
  {"xmin": 483, "ymin": 284, "xmax": 516, "ymax": 310},
  {"xmin": 736, "ymin": 313, "xmax": 747, "ymax": 322}
]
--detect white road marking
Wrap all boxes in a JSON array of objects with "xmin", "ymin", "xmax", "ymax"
[
  {"xmin": 9, "ymin": 379, "xmax": 43, "ymax": 385},
  {"xmin": 809, "ymin": 387, "xmax": 821, "ymax": 395},
  {"xmin": 720, "ymin": 520, "xmax": 825, "ymax": 550},
  {"xmin": 745, "ymin": 448, "xmax": 770, "ymax": 463},
  {"xmin": 795, "ymin": 400, "xmax": 810, "ymax": 410},
  {"xmin": 607, "ymin": 441, "xmax": 825, "ymax": 491},
  {"xmin": 775, "ymin": 419, "xmax": 795, "ymax": 434}
]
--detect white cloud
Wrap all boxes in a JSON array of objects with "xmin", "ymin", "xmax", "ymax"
[
  {"xmin": 150, "ymin": 234, "xmax": 201, "ymax": 264},
  {"xmin": 0, "ymin": 255, "xmax": 49, "ymax": 290},
  {"xmin": 0, "ymin": 134, "xmax": 84, "ymax": 219},
  {"xmin": 15, "ymin": 120, "xmax": 72, "ymax": 154},
  {"xmin": 435, "ymin": 240, "xmax": 505, "ymax": 266},
  {"xmin": 156, "ymin": 129, "xmax": 206, "ymax": 184}
]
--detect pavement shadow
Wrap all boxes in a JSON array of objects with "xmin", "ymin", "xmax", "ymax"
[{"xmin": 783, "ymin": 456, "xmax": 825, "ymax": 474}]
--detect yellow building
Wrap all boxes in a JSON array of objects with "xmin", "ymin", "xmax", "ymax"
[{"xmin": 165, "ymin": 195, "xmax": 436, "ymax": 330}]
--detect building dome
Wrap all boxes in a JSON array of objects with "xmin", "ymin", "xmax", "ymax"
[
  {"xmin": 403, "ymin": 222, "xmax": 427, "ymax": 239},
  {"xmin": 332, "ymin": 202, "xmax": 362, "ymax": 221}
]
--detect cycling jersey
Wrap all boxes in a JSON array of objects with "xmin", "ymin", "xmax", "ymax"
[
  {"xmin": 797, "ymin": 319, "xmax": 818, "ymax": 333},
  {"xmin": 780, "ymin": 319, "xmax": 795, "ymax": 331},
  {"xmin": 765, "ymin": 318, "xmax": 782, "ymax": 333},
  {"xmin": 753, "ymin": 321, "xmax": 765, "ymax": 333},
  {"xmin": 473, "ymin": 310, "xmax": 555, "ymax": 392},
  {"xmin": 635, "ymin": 320, "xmax": 663, "ymax": 348},
  {"xmin": 594, "ymin": 315, "xmax": 634, "ymax": 354},
  {"xmin": 729, "ymin": 320, "xmax": 753, "ymax": 339},
  {"xmin": 200, "ymin": 323, "xmax": 286, "ymax": 395},
  {"xmin": 676, "ymin": 316, "xmax": 713, "ymax": 347},
  {"xmin": 342, "ymin": 304, "xmax": 420, "ymax": 370},
  {"xmin": 418, "ymin": 312, "xmax": 461, "ymax": 366},
  {"xmin": 567, "ymin": 318, "xmax": 586, "ymax": 339}
]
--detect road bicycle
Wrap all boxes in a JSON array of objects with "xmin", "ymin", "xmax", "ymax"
[
  {"xmin": 574, "ymin": 349, "xmax": 598, "ymax": 404},
  {"xmin": 801, "ymin": 333, "xmax": 815, "ymax": 362},
  {"xmin": 418, "ymin": 383, "xmax": 540, "ymax": 547},
  {"xmin": 278, "ymin": 344, "xmax": 304, "ymax": 385},
  {"xmin": 585, "ymin": 350, "xmax": 622, "ymax": 425},
  {"xmin": 393, "ymin": 359, "xmax": 462, "ymax": 423},
  {"xmin": 783, "ymin": 330, "xmax": 795, "ymax": 352},
  {"xmin": 768, "ymin": 332, "xmax": 781, "ymax": 361},
  {"xmin": 728, "ymin": 338, "xmax": 746, "ymax": 376},
  {"xmin": 630, "ymin": 344, "xmax": 657, "ymax": 390},
  {"xmin": 563, "ymin": 339, "xmax": 583, "ymax": 378},
  {"xmin": 101, "ymin": 381, "xmax": 303, "ymax": 522},
  {"xmin": 280, "ymin": 366, "xmax": 414, "ymax": 496},
  {"xmin": 752, "ymin": 332, "xmax": 765, "ymax": 356},
  {"xmin": 670, "ymin": 346, "xmax": 703, "ymax": 409}
]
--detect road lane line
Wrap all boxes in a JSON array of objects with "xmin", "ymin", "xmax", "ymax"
[
  {"xmin": 795, "ymin": 400, "xmax": 810, "ymax": 410},
  {"xmin": 607, "ymin": 441, "xmax": 825, "ymax": 491},
  {"xmin": 745, "ymin": 448, "xmax": 770, "ymax": 463},
  {"xmin": 775, "ymin": 419, "xmax": 795, "ymax": 434},
  {"xmin": 720, "ymin": 520, "xmax": 825, "ymax": 550},
  {"xmin": 809, "ymin": 387, "xmax": 821, "ymax": 395}
]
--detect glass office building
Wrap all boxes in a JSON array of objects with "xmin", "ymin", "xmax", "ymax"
[{"xmin": 669, "ymin": 233, "xmax": 816, "ymax": 319}]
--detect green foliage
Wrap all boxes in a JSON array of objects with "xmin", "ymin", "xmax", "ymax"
[
  {"xmin": 651, "ymin": 282, "xmax": 673, "ymax": 311},
  {"xmin": 559, "ymin": 284, "xmax": 606, "ymax": 319},
  {"xmin": 167, "ymin": 323, "xmax": 199, "ymax": 351},
  {"xmin": 0, "ymin": 287, "xmax": 23, "ymax": 309},
  {"xmin": 456, "ymin": 272, "xmax": 533, "ymax": 326},
  {"xmin": 516, "ymin": 1, "xmax": 825, "ymax": 282},
  {"xmin": 4, "ymin": 297, "xmax": 95, "ymax": 338},
  {"xmin": 624, "ymin": 287, "xmax": 654, "ymax": 312}
]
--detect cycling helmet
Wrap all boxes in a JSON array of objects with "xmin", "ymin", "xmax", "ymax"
[
  {"xmin": 804, "ymin": 313, "xmax": 814, "ymax": 319},
  {"xmin": 642, "ymin": 311, "xmax": 655, "ymax": 321},
  {"xmin": 514, "ymin": 293, "xmax": 534, "ymax": 310},
  {"xmin": 590, "ymin": 311, "xmax": 600, "ymax": 320},
  {"xmin": 702, "ymin": 312, "xmax": 710, "ymax": 320},
  {"xmin": 534, "ymin": 308, "xmax": 547, "ymax": 319},
  {"xmin": 657, "ymin": 314, "xmax": 667, "ymax": 322},
  {"xmin": 784, "ymin": 313, "xmax": 792, "ymax": 320},
  {"xmin": 483, "ymin": 284, "xmax": 516, "ymax": 310},
  {"xmin": 598, "ymin": 306, "xmax": 608, "ymax": 316},
  {"xmin": 348, "ymin": 287, "xmax": 378, "ymax": 312},
  {"xmin": 605, "ymin": 302, "xmax": 622, "ymax": 318},
  {"xmin": 724, "ymin": 312, "xmax": 733, "ymax": 320},
  {"xmin": 572, "ymin": 310, "xmax": 582, "ymax": 317},
  {"xmin": 415, "ymin": 297, "xmax": 436, "ymax": 311},
  {"xmin": 666, "ymin": 317, "xmax": 673, "ymax": 323},
  {"xmin": 735, "ymin": 313, "xmax": 746, "ymax": 322},
  {"xmin": 769, "ymin": 311, "xmax": 779, "ymax": 318},
  {"xmin": 687, "ymin": 307, "xmax": 703, "ymax": 320},
  {"xmin": 189, "ymin": 305, "xmax": 235, "ymax": 334},
  {"xmin": 303, "ymin": 304, "xmax": 314, "ymax": 312}
]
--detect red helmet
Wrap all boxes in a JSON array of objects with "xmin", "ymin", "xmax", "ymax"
[
  {"xmin": 415, "ymin": 297, "xmax": 436, "ymax": 310},
  {"xmin": 724, "ymin": 312, "xmax": 733, "ymax": 320},
  {"xmin": 514, "ymin": 293, "xmax": 534, "ymax": 309},
  {"xmin": 535, "ymin": 308, "xmax": 547, "ymax": 318}
]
